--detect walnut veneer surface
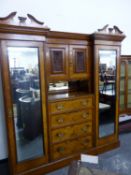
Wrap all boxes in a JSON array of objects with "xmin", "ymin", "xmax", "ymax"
[{"xmin": 48, "ymin": 94, "xmax": 93, "ymax": 161}]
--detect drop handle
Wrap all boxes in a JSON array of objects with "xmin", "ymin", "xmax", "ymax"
[
  {"xmin": 82, "ymin": 100, "xmax": 88, "ymax": 106},
  {"xmin": 57, "ymin": 133, "xmax": 64, "ymax": 138},
  {"xmin": 82, "ymin": 113, "xmax": 89, "ymax": 118},
  {"xmin": 57, "ymin": 147, "xmax": 65, "ymax": 153},
  {"xmin": 81, "ymin": 126, "xmax": 88, "ymax": 132},
  {"xmin": 57, "ymin": 118, "xmax": 64, "ymax": 123},
  {"xmin": 82, "ymin": 128, "xmax": 87, "ymax": 132},
  {"xmin": 56, "ymin": 104, "xmax": 64, "ymax": 110}
]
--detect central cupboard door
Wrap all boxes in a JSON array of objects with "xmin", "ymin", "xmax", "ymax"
[
  {"xmin": 69, "ymin": 45, "xmax": 89, "ymax": 79},
  {"xmin": 46, "ymin": 44, "xmax": 90, "ymax": 82},
  {"xmin": 46, "ymin": 44, "xmax": 69, "ymax": 81},
  {"xmin": 0, "ymin": 40, "xmax": 48, "ymax": 174}
]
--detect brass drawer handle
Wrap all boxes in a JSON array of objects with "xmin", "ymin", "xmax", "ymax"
[
  {"xmin": 82, "ymin": 112, "xmax": 89, "ymax": 119},
  {"xmin": 81, "ymin": 126, "xmax": 88, "ymax": 132},
  {"xmin": 57, "ymin": 147, "xmax": 65, "ymax": 153},
  {"xmin": 82, "ymin": 100, "xmax": 88, "ymax": 106},
  {"xmin": 57, "ymin": 118, "xmax": 64, "ymax": 123},
  {"xmin": 56, "ymin": 104, "xmax": 64, "ymax": 110},
  {"xmin": 57, "ymin": 133, "xmax": 64, "ymax": 138}
]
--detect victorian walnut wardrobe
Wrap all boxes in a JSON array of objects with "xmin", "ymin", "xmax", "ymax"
[{"xmin": 0, "ymin": 12, "xmax": 125, "ymax": 175}]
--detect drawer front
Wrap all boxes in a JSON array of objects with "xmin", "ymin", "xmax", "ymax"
[
  {"xmin": 51, "ymin": 122, "xmax": 92, "ymax": 144},
  {"xmin": 70, "ymin": 136, "xmax": 92, "ymax": 154},
  {"xmin": 76, "ymin": 136, "xmax": 92, "ymax": 151},
  {"xmin": 49, "ymin": 96, "xmax": 93, "ymax": 114},
  {"xmin": 51, "ymin": 126, "xmax": 74, "ymax": 143},
  {"xmin": 51, "ymin": 109, "xmax": 92, "ymax": 128},
  {"xmin": 73, "ymin": 122, "xmax": 92, "ymax": 137},
  {"xmin": 51, "ymin": 136, "xmax": 92, "ymax": 160},
  {"xmin": 51, "ymin": 141, "xmax": 73, "ymax": 160}
]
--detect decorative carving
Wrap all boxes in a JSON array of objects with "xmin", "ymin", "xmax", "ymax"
[
  {"xmin": 98, "ymin": 24, "xmax": 109, "ymax": 32},
  {"xmin": 108, "ymin": 28, "xmax": 113, "ymax": 34},
  {"xmin": 0, "ymin": 12, "xmax": 50, "ymax": 30},
  {"xmin": 27, "ymin": 14, "xmax": 44, "ymax": 25},
  {"xmin": 0, "ymin": 11, "xmax": 17, "ymax": 21},
  {"xmin": 97, "ymin": 24, "xmax": 123, "ymax": 35},
  {"xmin": 113, "ymin": 25, "xmax": 123, "ymax": 34},
  {"xmin": 18, "ymin": 16, "xmax": 27, "ymax": 23}
]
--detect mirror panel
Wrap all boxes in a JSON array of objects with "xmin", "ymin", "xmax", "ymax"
[
  {"xmin": 8, "ymin": 47, "xmax": 44, "ymax": 162},
  {"xmin": 99, "ymin": 50, "xmax": 116, "ymax": 138}
]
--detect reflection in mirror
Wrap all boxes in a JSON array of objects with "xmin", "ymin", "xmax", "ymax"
[
  {"xmin": 8, "ymin": 47, "xmax": 44, "ymax": 162},
  {"xmin": 99, "ymin": 50, "xmax": 116, "ymax": 138},
  {"xmin": 49, "ymin": 81, "xmax": 69, "ymax": 91}
]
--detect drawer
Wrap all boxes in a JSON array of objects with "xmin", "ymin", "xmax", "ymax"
[
  {"xmin": 73, "ymin": 122, "xmax": 92, "ymax": 137},
  {"xmin": 51, "ymin": 126, "xmax": 74, "ymax": 143},
  {"xmin": 51, "ymin": 122, "xmax": 92, "ymax": 144},
  {"xmin": 76, "ymin": 136, "xmax": 92, "ymax": 151},
  {"xmin": 51, "ymin": 109, "xmax": 92, "ymax": 128},
  {"xmin": 70, "ymin": 136, "xmax": 92, "ymax": 153},
  {"xmin": 48, "ymin": 96, "xmax": 93, "ymax": 114},
  {"xmin": 51, "ymin": 136, "xmax": 92, "ymax": 161},
  {"xmin": 51, "ymin": 141, "xmax": 73, "ymax": 160}
]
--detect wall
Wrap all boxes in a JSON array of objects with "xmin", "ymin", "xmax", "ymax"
[{"xmin": 0, "ymin": 0, "xmax": 131, "ymax": 159}]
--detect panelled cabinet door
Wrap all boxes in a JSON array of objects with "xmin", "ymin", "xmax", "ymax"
[
  {"xmin": 0, "ymin": 40, "xmax": 48, "ymax": 174},
  {"xmin": 46, "ymin": 44, "xmax": 68, "ymax": 81},
  {"xmin": 119, "ymin": 61, "xmax": 126, "ymax": 112},
  {"xmin": 69, "ymin": 45, "xmax": 89, "ymax": 80}
]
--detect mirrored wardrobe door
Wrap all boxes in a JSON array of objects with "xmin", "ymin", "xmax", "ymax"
[
  {"xmin": 99, "ymin": 50, "xmax": 116, "ymax": 138},
  {"xmin": 0, "ymin": 40, "xmax": 48, "ymax": 173},
  {"xmin": 95, "ymin": 45, "xmax": 120, "ymax": 146}
]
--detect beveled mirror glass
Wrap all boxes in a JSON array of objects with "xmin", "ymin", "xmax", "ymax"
[
  {"xmin": 99, "ymin": 50, "xmax": 116, "ymax": 138},
  {"xmin": 7, "ymin": 47, "xmax": 44, "ymax": 162}
]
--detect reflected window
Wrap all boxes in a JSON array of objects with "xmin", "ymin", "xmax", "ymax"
[{"xmin": 8, "ymin": 47, "xmax": 44, "ymax": 162}]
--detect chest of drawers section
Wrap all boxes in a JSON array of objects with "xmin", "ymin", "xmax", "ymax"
[{"xmin": 48, "ymin": 95, "xmax": 93, "ymax": 161}]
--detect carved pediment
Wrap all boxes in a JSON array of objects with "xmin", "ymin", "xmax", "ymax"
[
  {"xmin": 0, "ymin": 12, "xmax": 17, "ymax": 24},
  {"xmin": 0, "ymin": 12, "xmax": 50, "ymax": 30},
  {"xmin": 97, "ymin": 24, "xmax": 123, "ymax": 35}
]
